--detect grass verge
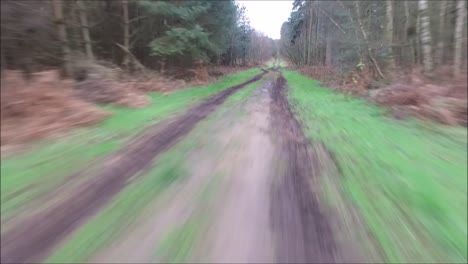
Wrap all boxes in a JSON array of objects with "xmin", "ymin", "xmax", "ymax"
[
  {"xmin": 0, "ymin": 68, "xmax": 261, "ymax": 221},
  {"xmin": 45, "ymin": 78, "xmax": 264, "ymax": 263},
  {"xmin": 284, "ymin": 71, "xmax": 467, "ymax": 263}
]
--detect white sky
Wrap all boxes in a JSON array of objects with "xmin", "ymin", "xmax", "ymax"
[{"xmin": 237, "ymin": 1, "xmax": 293, "ymax": 40}]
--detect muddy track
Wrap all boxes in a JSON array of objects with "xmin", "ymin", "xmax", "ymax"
[
  {"xmin": 270, "ymin": 74, "xmax": 337, "ymax": 263},
  {"xmin": 0, "ymin": 71, "xmax": 267, "ymax": 264}
]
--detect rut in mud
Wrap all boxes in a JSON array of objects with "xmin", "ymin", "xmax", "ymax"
[
  {"xmin": 2, "ymin": 71, "xmax": 346, "ymax": 264},
  {"xmin": 91, "ymin": 74, "xmax": 278, "ymax": 263},
  {"xmin": 269, "ymin": 75, "xmax": 337, "ymax": 263},
  {"xmin": 0, "ymin": 71, "xmax": 267, "ymax": 264},
  {"xmin": 89, "ymin": 73, "xmax": 341, "ymax": 263}
]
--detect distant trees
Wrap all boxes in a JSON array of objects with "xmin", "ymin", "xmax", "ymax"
[
  {"xmin": 280, "ymin": 0, "xmax": 467, "ymax": 78},
  {"xmin": 0, "ymin": 0, "xmax": 274, "ymax": 77},
  {"xmin": 418, "ymin": 0, "xmax": 433, "ymax": 73},
  {"xmin": 141, "ymin": 1, "xmax": 223, "ymax": 64},
  {"xmin": 52, "ymin": 0, "xmax": 72, "ymax": 77},
  {"xmin": 454, "ymin": 0, "xmax": 467, "ymax": 78},
  {"xmin": 76, "ymin": 0, "xmax": 93, "ymax": 60},
  {"xmin": 248, "ymin": 31, "xmax": 276, "ymax": 65},
  {"xmin": 121, "ymin": 0, "xmax": 130, "ymax": 69}
]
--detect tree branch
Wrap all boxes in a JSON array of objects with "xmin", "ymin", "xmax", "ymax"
[
  {"xmin": 129, "ymin": 16, "xmax": 147, "ymax": 23},
  {"xmin": 115, "ymin": 43, "xmax": 146, "ymax": 72},
  {"xmin": 316, "ymin": 5, "xmax": 346, "ymax": 34}
]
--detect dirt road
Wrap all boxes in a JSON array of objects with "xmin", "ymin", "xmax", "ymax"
[{"xmin": 1, "ymin": 71, "xmax": 356, "ymax": 263}]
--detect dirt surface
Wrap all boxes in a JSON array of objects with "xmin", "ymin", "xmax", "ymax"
[
  {"xmin": 269, "ymin": 75, "xmax": 337, "ymax": 263},
  {"xmin": 194, "ymin": 76, "xmax": 277, "ymax": 263},
  {"xmin": 89, "ymin": 73, "xmax": 347, "ymax": 263},
  {"xmin": 2, "ymin": 71, "xmax": 357, "ymax": 263},
  {"xmin": 90, "ymin": 74, "xmax": 276, "ymax": 263},
  {"xmin": 0, "ymin": 72, "xmax": 267, "ymax": 264}
]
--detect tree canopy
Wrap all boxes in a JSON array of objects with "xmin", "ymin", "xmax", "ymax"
[{"xmin": 1, "ymin": 0, "xmax": 275, "ymax": 76}]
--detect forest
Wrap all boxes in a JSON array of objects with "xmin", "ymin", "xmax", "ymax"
[
  {"xmin": 1, "ymin": 0, "xmax": 275, "ymax": 76},
  {"xmin": 278, "ymin": 0, "xmax": 467, "ymax": 126},
  {"xmin": 0, "ymin": 1, "xmax": 467, "ymax": 264},
  {"xmin": 280, "ymin": 0, "xmax": 466, "ymax": 78},
  {"xmin": 1, "ymin": 0, "xmax": 276, "ymax": 145}
]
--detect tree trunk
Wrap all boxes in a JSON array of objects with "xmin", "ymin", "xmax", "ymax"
[
  {"xmin": 338, "ymin": 0, "xmax": 364, "ymax": 66},
  {"xmin": 230, "ymin": 47, "xmax": 233, "ymax": 66},
  {"xmin": 325, "ymin": 34, "xmax": 332, "ymax": 66},
  {"xmin": 69, "ymin": 2, "xmax": 80, "ymax": 51},
  {"xmin": 317, "ymin": 17, "xmax": 322, "ymax": 65},
  {"xmin": 385, "ymin": 0, "xmax": 396, "ymax": 70},
  {"xmin": 77, "ymin": 0, "xmax": 94, "ymax": 60},
  {"xmin": 302, "ymin": 24, "xmax": 307, "ymax": 65},
  {"xmin": 418, "ymin": 0, "xmax": 434, "ymax": 73},
  {"xmin": 242, "ymin": 44, "xmax": 246, "ymax": 66},
  {"xmin": 436, "ymin": 0, "xmax": 447, "ymax": 65},
  {"xmin": 314, "ymin": 13, "xmax": 320, "ymax": 64},
  {"xmin": 403, "ymin": 0, "xmax": 415, "ymax": 66},
  {"xmin": 1, "ymin": 41, "xmax": 6, "ymax": 72},
  {"xmin": 307, "ymin": 2, "xmax": 313, "ymax": 65},
  {"xmin": 52, "ymin": 0, "xmax": 72, "ymax": 77},
  {"xmin": 415, "ymin": 10, "xmax": 421, "ymax": 64},
  {"xmin": 354, "ymin": 1, "xmax": 385, "ymax": 78},
  {"xmin": 122, "ymin": 0, "xmax": 130, "ymax": 69},
  {"xmin": 453, "ymin": 0, "xmax": 466, "ymax": 78},
  {"xmin": 115, "ymin": 43, "xmax": 146, "ymax": 72}
]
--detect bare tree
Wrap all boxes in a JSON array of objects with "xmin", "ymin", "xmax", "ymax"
[
  {"xmin": 403, "ymin": 0, "xmax": 415, "ymax": 66},
  {"xmin": 1, "ymin": 46, "xmax": 5, "ymax": 72},
  {"xmin": 52, "ymin": 0, "xmax": 72, "ymax": 76},
  {"xmin": 279, "ymin": 0, "xmax": 464, "ymax": 84},
  {"xmin": 325, "ymin": 33, "xmax": 332, "ymax": 66},
  {"xmin": 418, "ymin": 0, "xmax": 433, "ymax": 73},
  {"xmin": 77, "ymin": 0, "xmax": 94, "ymax": 60},
  {"xmin": 354, "ymin": 1, "xmax": 385, "ymax": 78},
  {"xmin": 385, "ymin": 0, "xmax": 396, "ymax": 70},
  {"xmin": 307, "ymin": 2, "xmax": 313, "ymax": 65},
  {"xmin": 315, "ymin": 13, "xmax": 320, "ymax": 64},
  {"xmin": 121, "ymin": 0, "xmax": 130, "ymax": 69},
  {"xmin": 436, "ymin": 0, "xmax": 447, "ymax": 66},
  {"xmin": 453, "ymin": 0, "xmax": 466, "ymax": 78}
]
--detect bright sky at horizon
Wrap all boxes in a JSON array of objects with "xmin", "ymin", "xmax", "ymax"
[{"xmin": 237, "ymin": 1, "xmax": 293, "ymax": 40}]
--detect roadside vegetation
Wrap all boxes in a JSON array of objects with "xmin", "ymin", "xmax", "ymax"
[
  {"xmin": 280, "ymin": 0, "xmax": 467, "ymax": 126},
  {"xmin": 284, "ymin": 71, "xmax": 467, "ymax": 263},
  {"xmin": 1, "ymin": 0, "xmax": 277, "ymax": 149},
  {"xmin": 0, "ymin": 68, "xmax": 262, "ymax": 224},
  {"xmin": 279, "ymin": 1, "xmax": 467, "ymax": 259}
]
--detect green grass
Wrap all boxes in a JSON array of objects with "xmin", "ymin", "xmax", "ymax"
[
  {"xmin": 266, "ymin": 60, "xmax": 274, "ymax": 68},
  {"xmin": 224, "ymin": 75, "xmax": 263, "ymax": 104},
  {"xmin": 156, "ymin": 218, "xmax": 203, "ymax": 263},
  {"xmin": 45, "ymin": 136, "xmax": 195, "ymax": 263},
  {"xmin": 278, "ymin": 60, "xmax": 288, "ymax": 68},
  {"xmin": 45, "ymin": 76, "xmax": 264, "ymax": 263},
  {"xmin": 284, "ymin": 71, "xmax": 467, "ymax": 263},
  {"xmin": 0, "ymin": 68, "xmax": 261, "ymax": 220},
  {"xmin": 266, "ymin": 59, "xmax": 288, "ymax": 68},
  {"xmin": 155, "ymin": 176, "xmax": 221, "ymax": 263}
]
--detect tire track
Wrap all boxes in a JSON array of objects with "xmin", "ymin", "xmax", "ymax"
[
  {"xmin": 270, "ymin": 74, "xmax": 337, "ymax": 263},
  {"xmin": 0, "ymin": 71, "xmax": 267, "ymax": 264}
]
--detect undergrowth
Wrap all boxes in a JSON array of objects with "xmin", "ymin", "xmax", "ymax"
[
  {"xmin": 284, "ymin": 71, "xmax": 467, "ymax": 263},
  {"xmin": 0, "ymin": 68, "xmax": 261, "ymax": 222}
]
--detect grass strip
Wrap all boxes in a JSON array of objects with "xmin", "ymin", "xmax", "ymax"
[
  {"xmin": 284, "ymin": 70, "xmax": 467, "ymax": 263},
  {"xmin": 45, "ymin": 77, "xmax": 264, "ymax": 263},
  {"xmin": 1, "ymin": 68, "xmax": 261, "ymax": 220}
]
